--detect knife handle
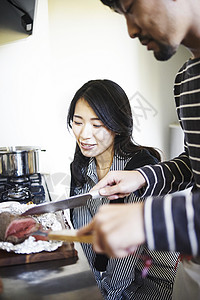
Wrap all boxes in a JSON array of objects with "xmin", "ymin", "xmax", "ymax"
[{"xmin": 48, "ymin": 229, "xmax": 93, "ymax": 244}]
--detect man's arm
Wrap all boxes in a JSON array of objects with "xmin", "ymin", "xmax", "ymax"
[
  {"xmin": 91, "ymin": 152, "xmax": 193, "ymax": 200},
  {"xmin": 77, "ymin": 152, "xmax": 199, "ymax": 257},
  {"xmin": 78, "ymin": 192, "xmax": 200, "ymax": 257},
  {"xmin": 144, "ymin": 192, "xmax": 200, "ymax": 255},
  {"xmin": 138, "ymin": 152, "xmax": 193, "ymax": 198}
]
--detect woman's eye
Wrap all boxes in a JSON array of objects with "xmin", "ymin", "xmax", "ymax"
[
  {"xmin": 93, "ymin": 124, "xmax": 103, "ymax": 128},
  {"xmin": 73, "ymin": 121, "xmax": 82, "ymax": 125}
]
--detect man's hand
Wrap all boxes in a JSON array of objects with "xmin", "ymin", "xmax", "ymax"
[
  {"xmin": 91, "ymin": 170, "xmax": 146, "ymax": 200},
  {"xmin": 77, "ymin": 203, "xmax": 146, "ymax": 257}
]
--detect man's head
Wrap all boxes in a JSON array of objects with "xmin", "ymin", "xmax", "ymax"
[{"xmin": 100, "ymin": 0, "xmax": 190, "ymax": 61}]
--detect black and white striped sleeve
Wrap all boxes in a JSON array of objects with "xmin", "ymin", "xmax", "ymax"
[
  {"xmin": 144, "ymin": 192, "xmax": 200, "ymax": 256},
  {"xmin": 138, "ymin": 151, "xmax": 193, "ymax": 197}
]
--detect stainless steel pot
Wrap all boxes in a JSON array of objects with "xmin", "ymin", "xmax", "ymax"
[{"xmin": 0, "ymin": 146, "xmax": 43, "ymax": 177}]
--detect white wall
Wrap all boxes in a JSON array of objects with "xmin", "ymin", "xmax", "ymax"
[
  {"xmin": 134, "ymin": 44, "xmax": 190, "ymax": 160},
  {"xmin": 0, "ymin": 0, "xmax": 190, "ymax": 179}
]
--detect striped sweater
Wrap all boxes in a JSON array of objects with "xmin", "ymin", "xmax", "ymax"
[{"xmin": 138, "ymin": 57, "xmax": 200, "ymax": 257}]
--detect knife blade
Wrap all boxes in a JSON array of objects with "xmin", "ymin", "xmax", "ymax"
[{"xmin": 21, "ymin": 190, "xmax": 100, "ymax": 216}]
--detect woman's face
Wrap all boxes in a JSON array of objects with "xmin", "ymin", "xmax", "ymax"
[{"xmin": 72, "ymin": 98, "xmax": 115, "ymax": 159}]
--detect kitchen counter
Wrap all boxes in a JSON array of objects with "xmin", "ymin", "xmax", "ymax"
[{"xmin": 0, "ymin": 243, "xmax": 103, "ymax": 300}]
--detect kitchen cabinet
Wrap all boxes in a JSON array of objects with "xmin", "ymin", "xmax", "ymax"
[{"xmin": 0, "ymin": 0, "xmax": 36, "ymax": 46}]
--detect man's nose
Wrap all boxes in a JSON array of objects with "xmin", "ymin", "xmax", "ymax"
[{"xmin": 125, "ymin": 16, "xmax": 140, "ymax": 39}]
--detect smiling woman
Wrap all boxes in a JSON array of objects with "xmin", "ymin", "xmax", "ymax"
[
  {"xmin": 72, "ymin": 98, "xmax": 115, "ymax": 179},
  {"xmin": 66, "ymin": 79, "xmax": 179, "ymax": 299},
  {"xmin": 67, "ymin": 79, "xmax": 160, "ymax": 185}
]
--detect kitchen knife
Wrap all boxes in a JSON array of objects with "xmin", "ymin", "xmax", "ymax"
[
  {"xmin": 21, "ymin": 190, "xmax": 100, "ymax": 216},
  {"xmin": 32, "ymin": 229, "xmax": 93, "ymax": 244}
]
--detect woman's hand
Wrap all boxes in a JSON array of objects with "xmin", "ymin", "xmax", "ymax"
[
  {"xmin": 91, "ymin": 170, "xmax": 146, "ymax": 200},
  {"xmin": 77, "ymin": 203, "xmax": 146, "ymax": 257}
]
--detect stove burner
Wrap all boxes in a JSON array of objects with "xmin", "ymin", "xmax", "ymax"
[
  {"xmin": 0, "ymin": 173, "xmax": 46, "ymax": 204},
  {"xmin": 9, "ymin": 177, "xmax": 29, "ymax": 184},
  {"xmin": 4, "ymin": 185, "xmax": 32, "ymax": 201}
]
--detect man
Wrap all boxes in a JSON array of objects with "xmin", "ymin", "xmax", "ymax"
[{"xmin": 78, "ymin": 1, "xmax": 200, "ymax": 298}]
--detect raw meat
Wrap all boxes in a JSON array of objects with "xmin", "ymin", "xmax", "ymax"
[{"xmin": 0, "ymin": 212, "xmax": 41, "ymax": 244}]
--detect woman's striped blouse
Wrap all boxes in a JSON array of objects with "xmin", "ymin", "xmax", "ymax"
[{"xmin": 71, "ymin": 152, "xmax": 178, "ymax": 300}]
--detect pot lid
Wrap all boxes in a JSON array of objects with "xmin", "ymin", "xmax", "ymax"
[{"xmin": 0, "ymin": 146, "xmax": 41, "ymax": 154}]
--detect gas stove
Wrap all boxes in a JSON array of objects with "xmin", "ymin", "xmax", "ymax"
[{"xmin": 0, "ymin": 173, "xmax": 50, "ymax": 204}]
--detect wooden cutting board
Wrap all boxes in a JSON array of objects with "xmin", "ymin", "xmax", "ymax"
[{"xmin": 0, "ymin": 242, "xmax": 78, "ymax": 267}]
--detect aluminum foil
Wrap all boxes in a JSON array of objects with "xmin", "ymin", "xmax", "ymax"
[{"xmin": 0, "ymin": 201, "xmax": 63, "ymax": 254}]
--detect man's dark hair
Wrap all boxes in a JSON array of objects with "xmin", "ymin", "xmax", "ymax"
[{"xmin": 100, "ymin": 0, "xmax": 121, "ymax": 11}]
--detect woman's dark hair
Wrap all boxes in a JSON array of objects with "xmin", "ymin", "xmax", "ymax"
[{"xmin": 67, "ymin": 79, "xmax": 160, "ymax": 186}]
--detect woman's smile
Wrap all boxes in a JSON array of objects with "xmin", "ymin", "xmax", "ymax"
[
  {"xmin": 72, "ymin": 98, "xmax": 115, "ymax": 161},
  {"xmin": 79, "ymin": 141, "xmax": 97, "ymax": 150}
]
